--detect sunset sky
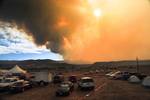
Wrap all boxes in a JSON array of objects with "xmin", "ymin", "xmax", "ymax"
[{"xmin": 0, "ymin": 0, "xmax": 150, "ymax": 63}]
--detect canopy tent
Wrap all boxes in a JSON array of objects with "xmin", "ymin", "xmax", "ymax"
[
  {"xmin": 128, "ymin": 75, "xmax": 140, "ymax": 83},
  {"xmin": 9, "ymin": 65, "xmax": 27, "ymax": 74},
  {"xmin": 142, "ymin": 76, "xmax": 150, "ymax": 87}
]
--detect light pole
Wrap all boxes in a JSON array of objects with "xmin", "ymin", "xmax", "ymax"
[{"xmin": 136, "ymin": 57, "xmax": 139, "ymax": 73}]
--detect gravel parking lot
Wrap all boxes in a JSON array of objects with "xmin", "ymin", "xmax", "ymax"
[{"xmin": 0, "ymin": 72, "xmax": 150, "ymax": 100}]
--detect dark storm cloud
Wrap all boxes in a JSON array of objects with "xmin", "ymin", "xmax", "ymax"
[{"xmin": 0, "ymin": 0, "xmax": 75, "ymax": 53}]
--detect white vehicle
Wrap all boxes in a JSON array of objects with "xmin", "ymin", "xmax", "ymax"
[
  {"xmin": 0, "ymin": 77, "xmax": 20, "ymax": 91},
  {"xmin": 78, "ymin": 77, "xmax": 95, "ymax": 90},
  {"xmin": 105, "ymin": 71, "xmax": 115, "ymax": 77},
  {"xmin": 109, "ymin": 71, "xmax": 121, "ymax": 79},
  {"xmin": 31, "ymin": 71, "xmax": 52, "ymax": 86}
]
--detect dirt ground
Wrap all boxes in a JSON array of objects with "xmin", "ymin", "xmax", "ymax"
[{"xmin": 0, "ymin": 72, "xmax": 150, "ymax": 100}]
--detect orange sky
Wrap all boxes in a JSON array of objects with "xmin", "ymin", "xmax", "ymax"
[
  {"xmin": 58, "ymin": 0, "xmax": 150, "ymax": 63},
  {"xmin": 2, "ymin": 0, "xmax": 149, "ymax": 62}
]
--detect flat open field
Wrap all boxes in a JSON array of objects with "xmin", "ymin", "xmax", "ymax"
[{"xmin": 0, "ymin": 72, "xmax": 150, "ymax": 100}]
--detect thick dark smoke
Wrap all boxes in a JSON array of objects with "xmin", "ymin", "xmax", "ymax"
[{"xmin": 0, "ymin": 0, "xmax": 78, "ymax": 53}]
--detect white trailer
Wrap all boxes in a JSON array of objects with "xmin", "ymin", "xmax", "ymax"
[{"xmin": 31, "ymin": 71, "xmax": 52, "ymax": 86}]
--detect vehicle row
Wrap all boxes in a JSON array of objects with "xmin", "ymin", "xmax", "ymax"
[
  {"xmin": 106, "ymin": 71, "xmax": 147, "ymax": 80},
  {"xmin": 0, "ymin": 77, "xmax": 32, "ymax": 93},
  {"xmin": 55, "ymin": 76, "xmax": 95, "ymax": 97}
]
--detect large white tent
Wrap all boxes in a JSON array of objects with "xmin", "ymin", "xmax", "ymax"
[
  {"xmin": 142, "ymin": 76, "xmax": 150, "ymax": 87},
  {"xmin": 128, "ymin": 75, "xmax": 140, "ymax": 83},
  {"xmin": 9, "ymin": 65, "xmax": 27, "ymax": 74}
]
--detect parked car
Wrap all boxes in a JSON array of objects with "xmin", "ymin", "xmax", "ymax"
[
  {"xmin": 68, "ymin": 75, "xmax": 77, "ymax": 83},
  {"xmin": 109, "ymin": 71, "xmax": 121, "ymax": 79},
  {"xmin": 121, "ymin": 71, "xmax": 131, "ymax": 80},
  {"xmin": 130, "ymin": 72, "xmax": 147, "ymax": 80},
  {"xmin": 78, "ymin": 77, "xmax": 95, "ymax": 90},
  {"xmin": 0, "ymin": 77, "xmax": 19, "ymax": 92},
  {"xmin": 55, "ymin": 82, "xmax": 74, "ymax": 96},
  {"xmin": 10, "ymin": 80, "xmax": 32, "ymax": 93},
  {"xmin": 62, "ymin": 81, "xmax": 74, "ymax": 91},
  {"xmin": 105, "ymin": 71, "xmax": 115, "ymax": 77},
  {"xmin": 53, "ymin": 75, "xmax": 64, "ymax": 84},
  {"xmin": 95, "ymin": 70, "xmax": 100, "ymax": 73}
]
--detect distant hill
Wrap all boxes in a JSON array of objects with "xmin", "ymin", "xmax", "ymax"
[
  {"xmin": 92, "ymin": 60, "xmax": 150, "ymax": 67},
  {"xmin": 0, "ymin": 59, "xmax": 150, "ymax": 72},
  {"xmin": 0, "ymin": 59, "xmax": 90, "ymax": 71}
]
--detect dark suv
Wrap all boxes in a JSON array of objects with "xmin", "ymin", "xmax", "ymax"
[{"xmin": 53, "ymin": 75, "xmax": 64, "ymax": 84}]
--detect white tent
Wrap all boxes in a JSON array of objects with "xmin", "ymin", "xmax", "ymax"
[
  {"xmin": 128, "ymin": 75, "xmax": 140, "ymax": 83},
  {"xmin": 9, "ymin": 65, "xmax": 26, "ymax": 74},
  {"xmin": 142, "ymin": 76, "xmax": 150, "ymax": 87}
]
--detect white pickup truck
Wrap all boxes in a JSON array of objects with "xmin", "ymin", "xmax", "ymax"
[{"xmin": 0, "ymin": 77, "xmax": 20, "ymax": 92}]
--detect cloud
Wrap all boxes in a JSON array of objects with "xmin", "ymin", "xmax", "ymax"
[{"xmin": 0, "ymin": 22, "xmax": 50, "ymax": 54}]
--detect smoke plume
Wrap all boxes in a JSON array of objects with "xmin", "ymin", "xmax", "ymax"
[
  {"xmin": 0, "ymin": 0, "xmax": 150, "ymax": 63},
  {"xmin": 0, "ymin": 0, "xmax": 82, "ymax": 53}
]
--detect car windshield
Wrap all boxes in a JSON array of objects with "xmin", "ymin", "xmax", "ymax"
[
  {"xmin": 0, "ymin": 79, "xmax": 2, "ymax": 82},
  {"xmin": 59, "ymin": 84, "xmax": 69, "ymax": 90},
  {"xmin": 70, "ymin": 76, "xmax": 76, "ymax": 78},
  {"xmin": 62, "ymin": 82, "xmax": 71, "ymax": 85},
  {"xmin": 3, "ymin": 78, "xmax": 17, "ymax": 83},
  {"xmin": 82, "ymin": 79, "xmax": 93, "ymax": 83},
  {"xmin": 109, "ymin": 72, "xmax": 114, "ymax": 74},
  {"xmin": 14, "ymin": 82, "xmax": 23, "ymax": 86},
  {"xmin": 114, "ymin": 71, "xmax": 121, "ymax": 74},
  {"xmin": 54, "ymin": 76, "xmax": 60, "ymax": 79},
  {"xmin": 61, "ymin": 84, "xmax": 69, "ymax": 87},
  {"xmin": 3, "ymin": 79, "xmax": 11, "ymax": 83}
]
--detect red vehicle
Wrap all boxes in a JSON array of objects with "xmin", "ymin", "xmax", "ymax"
[
  {"xmin": 68, "ymin": 75, "xmax": 77, "ymax": 83},
  {"xmin": 53, "ymin": 75, "xmax": 64, "ymax": 84}
]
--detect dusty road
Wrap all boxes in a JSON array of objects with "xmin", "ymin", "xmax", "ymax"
[{"xmin": 0, "ymin": 72, "xmax": 150, "ymax": 100}]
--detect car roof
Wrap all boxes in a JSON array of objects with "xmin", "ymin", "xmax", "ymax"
[
  {"xmin": 62, "ymin": 81, "xmax": 72, "ymax": 84},
  {"xmin": 81, "ymin": 77, "xmax": 92, "ymax": 80},
  {"xmin": 5, "ymin": 77, "xmax": 17, "ymax": 80},
  {"xmin": 71, "ymin": 75, "xmax": 76, "ymax": 76},
  {"xmin": 60, "ymin": 84, "xmax": 69, "ymax": 87},
  {"xmin": 114, "ymin": 71, "xmax": 121, "ymax": 73},
  {"xmin": 17, "ymin": 80, "xmax": 24, "ymax": 82}
]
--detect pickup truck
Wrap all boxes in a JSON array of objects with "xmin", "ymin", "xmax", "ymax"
[
  {"xmin": 10, "ymin": 80, "xmax": 32, "ymax": 93},
  {"xmin": 0, "ymin": 77, "xmax": 19, "ymax": 92}
]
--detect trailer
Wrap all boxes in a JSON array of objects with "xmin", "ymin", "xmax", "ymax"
[{"xmin": 30, "ymin": 71, "xmax": 52, "ymax": 86}]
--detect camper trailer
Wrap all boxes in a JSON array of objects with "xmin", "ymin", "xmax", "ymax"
[{"xmin": 31, "ymin": 71, "xmax": 52, "ymax": 86}]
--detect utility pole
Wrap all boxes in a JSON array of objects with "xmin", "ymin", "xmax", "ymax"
[{"xmin": 136, "ymin": 57, "xmax": 139, "ymax": 73}]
